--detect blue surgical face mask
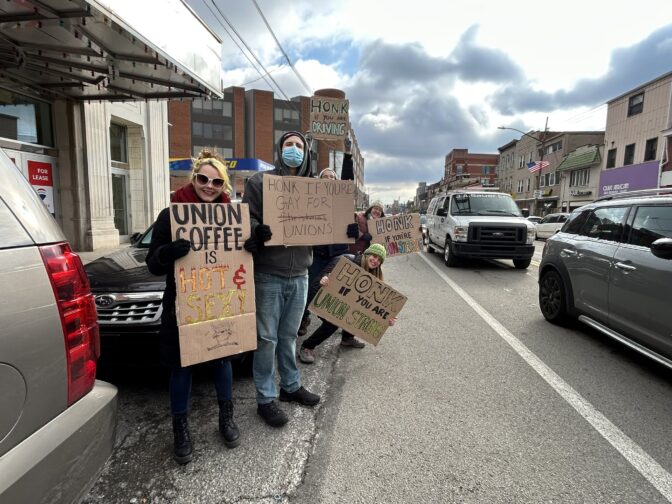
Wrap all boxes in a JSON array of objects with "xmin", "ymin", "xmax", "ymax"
[{"xmin": 282, "ymin": 145, "xmax": 304, "ymax": 168}]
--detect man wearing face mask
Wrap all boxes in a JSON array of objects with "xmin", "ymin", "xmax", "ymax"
[{"xmin": 242, "ymin": 131, "xmax": 323, "ymax": 427}]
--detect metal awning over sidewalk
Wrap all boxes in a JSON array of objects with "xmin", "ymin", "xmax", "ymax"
[{"xmin": 0, "ymin": 0, "xmax": 222, "ymax": 101}]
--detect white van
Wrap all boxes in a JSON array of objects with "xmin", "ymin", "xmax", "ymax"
[{"xmin": 426, "ymin": 190, "xmax": 536, "ymax": 268}]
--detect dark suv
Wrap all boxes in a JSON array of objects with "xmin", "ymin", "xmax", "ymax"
[
  {"xmin": 84, "ymin": 226, "xmax": 165, "ymax": 366},
  {"xmin": 538, "ymin": 189, "xmax": 672, "ymax": 366}
]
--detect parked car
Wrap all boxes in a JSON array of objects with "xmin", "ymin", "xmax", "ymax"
[
  {"xmin": 534, "ymin": 212, "xmax": 569, "ymax": 240},
  {"xmin": 538, "ymin": 189, "xmax": 672, "ymax": 367},
  {"xmin": 0, "ymin": 150, "xmax": 117, "ymax": 503},
  {"xmin": 84, "ymin": 226, "xmax": 165, "ymax": 366},
  {"xmin": 426, "ymin": 190, "xmax": 536, "ymax": 268},
  {"xmin": 527, "ymin": 216, "xmax": 543, "ymax": 225}
]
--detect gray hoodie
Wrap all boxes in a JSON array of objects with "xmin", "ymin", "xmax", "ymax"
[{"xmin": 242, "ymin": 131, "xmax": 313, "ymax": 277}]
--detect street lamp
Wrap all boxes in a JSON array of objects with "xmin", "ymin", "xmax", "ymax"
[{"xmin": 498, "ymin": 119, "xmax": 549, "ymax": 215}]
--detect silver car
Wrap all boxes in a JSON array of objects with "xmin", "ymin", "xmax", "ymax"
[
  {"xmin": 0, "ymin": 151, "xmax": 117, "ymax": 503},
  {"xmin": 538, "ymin": 189, "xmax": 672, "ymax": 367},
  {"xmin": 534, "ymin": 212, "xmax": 569, "ymax": 240}
]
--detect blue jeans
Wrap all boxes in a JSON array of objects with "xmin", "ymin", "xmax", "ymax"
[
  {"xmin": 169, "ymin": 359, "xmax": 233, "ymax": 416},
  {"xmin": 253, "ymin": 272, "xmax": 307, "ymax": 404}
]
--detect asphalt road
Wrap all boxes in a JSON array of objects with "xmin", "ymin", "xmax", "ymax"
[{"xmin": 84, "ymin": 241, "xmax": 672, "ymax": 503}]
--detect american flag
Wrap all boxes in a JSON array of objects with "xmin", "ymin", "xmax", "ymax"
[{"xmin": 527, "ymin": 160, "xmax": 549, "ymax": 173}]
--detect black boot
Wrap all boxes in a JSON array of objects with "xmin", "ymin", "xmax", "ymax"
[
  {"xmin": 218, "ymin": 400, "xmax": 240, "ymax": 448},
  {"xmin": 172, "ymin": 414, "xmax": 193, "ymax": 464}
]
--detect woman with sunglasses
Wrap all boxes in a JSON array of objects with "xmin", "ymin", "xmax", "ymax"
[{"xmin": 146, "ymin": 149, "xmax": 239, "ymax": 465}]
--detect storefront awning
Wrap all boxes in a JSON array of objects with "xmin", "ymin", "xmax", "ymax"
[{"xmin": 0, "ymin": 0, "xmax": 222, "ymax": 101}]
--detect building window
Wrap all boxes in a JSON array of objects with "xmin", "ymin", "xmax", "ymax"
[
  {"xmin": 482, "ymin": 165, "xmax": 492, "ymax": 175},
  {"xmin": 606, "ymin": 148, "xmax": 617, "ymax": 169},
  {"xmin": 526, "ymin": 179, "xmax": 530, "ymax": 191},
  {"xmin": 109, "ymin": 123, "xmax": 128, "ymax": 163},
  {"xmin": 570, "ymin": 168, "xmax": 590, "ymax": 186},
  {"xmin": 627, "ymin": 92, "xmax": 644, "ymax": 117},
  {"xmin": 517, "ymin": 180, "xmax": 523, "ymax": 193},
  {"xmin": 624, "ymin": 143, "xmax": 635, "ymax": 165},
  {"xmin": 544, "ymin": 141, "xmax": 562, "ymax": 155},
  {"xmin": 193, "ymin": 121, "xmax": 203, "ymax": 136},
  {"xmin": 644, "ymin": 137, "xmax": 658, "ymax": 162},
  {"xmin": 0, "ymin": 89, "xmax": 53, "ymax": 146},
  {"xmin": 456, "ymin": 164, "xmax": 464, "ymax": 175}
]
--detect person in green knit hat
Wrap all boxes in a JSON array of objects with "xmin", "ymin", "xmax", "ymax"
[{"xmin": 298, "ymin": 243, "xmax": 397, "ymax": 364}]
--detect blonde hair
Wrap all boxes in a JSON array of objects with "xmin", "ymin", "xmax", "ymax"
[
  {"xmin": 359, "ymin": 254, "xmax": 384, "ymax": 281},
  {"xmin": 191, "ymin": 148, "xmax": 232, "ymax": 195}
]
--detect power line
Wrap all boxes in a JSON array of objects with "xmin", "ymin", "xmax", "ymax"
[
  {"xmin": 209, "ymin": 0, "xmax": 299, "ymax": 108},
  {"xmin": 250, "ymin": 0, "xmax": 313, "ymax": 96},
  {"xmin": 200, "ymin": 0, "xmax": 277, "ymax": 94}
]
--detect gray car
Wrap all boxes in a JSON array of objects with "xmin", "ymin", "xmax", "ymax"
[
  {"xmin": 538, "ymin": 189, "xmax": 672, "ymax": 367},
  {"xmin": 0, "ymin": 151, "xmax": 117, "ymax": 503}
]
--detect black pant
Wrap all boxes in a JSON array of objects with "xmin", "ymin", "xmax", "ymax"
[{"xmin": 302, "ymin": 318, "xmax": 354, "ymax": 350}]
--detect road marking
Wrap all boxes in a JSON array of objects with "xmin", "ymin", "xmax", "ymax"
[{"xmin": 419, "ymin": 253, "xmax": 672, "ymax": 502}]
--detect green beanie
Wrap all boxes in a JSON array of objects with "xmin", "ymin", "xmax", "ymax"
[{"xmin": 364, "ymin": 243, "xmax": 386, "ymax": 264}]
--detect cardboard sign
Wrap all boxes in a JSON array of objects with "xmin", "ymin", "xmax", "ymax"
[
  {"xmin": 170, "ymin": 202, "xmax": 257, "ymax": 366},
  {"xmin": 370, "ymin": 213, "xmax": 423, "ymax": 257},
  {"xmin": 308, "ymin": 256, "xmax": 407, "ymax": 346},
  {"xmin": 309, "ymin": 96, "xmax": 349, "ymax": 140},
  {"xmin": 262, "ymin": 174, "xmax": 355, "ymax": 246}
]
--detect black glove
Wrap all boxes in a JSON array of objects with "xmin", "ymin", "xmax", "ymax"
[
  {"xmin": 255, "ymin": 224, "xmax": 272, "ymax": 243},
  {"xmin": 158, "ymin": 238, "xmax": 191, "ymax": 264},
  {"xmin": 346, "ymin": 223, "xmax": 359, "ymax": 238},
  {"xmin": 243, "ymin": 236, "xmax": 258, "ymax": 253},
  {"xmin": 244, "ymin": 224, "xmax": 273, "ymax": 254},
  {"xmin": 362, "ymin": 232, "xmax": 372, "ymax": 243}
]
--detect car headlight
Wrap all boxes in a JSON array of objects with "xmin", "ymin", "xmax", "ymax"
[
  {"xmin": 526, "ymin": 227, "xmax": 536, "ymax": 244},
  {"xmin": 453, "ymin": 226, "xmax": 468, "ymax": 242}
]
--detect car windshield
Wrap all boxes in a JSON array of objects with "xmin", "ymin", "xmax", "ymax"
[{"xmin": 451, "ymin": 194, "xmax": 521, "ymax": 216}]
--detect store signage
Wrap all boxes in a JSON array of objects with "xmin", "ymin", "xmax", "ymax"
[
  {"xmin": 570, "ymin": 189, "xmax": 592, "ymax": 196},
  {"xmin": 28, "ymin": 160, "xmax": 54, "ymax": 214},
  {"xmin": 598, "ymin": 161, "xmax": 659, "ymax": 197}
]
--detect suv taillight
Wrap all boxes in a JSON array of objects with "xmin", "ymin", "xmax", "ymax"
[{"xmin": 40, "ymin": 243, "xmax": 99, "ymax": 405}]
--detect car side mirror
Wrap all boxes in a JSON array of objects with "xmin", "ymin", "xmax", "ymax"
[
  {"xmin": 651, "ymin": 237, "xmax": 672, "ymax": 260},
  {"xmin": 130, "ymin": 232, "xmax": 142, "ymax": 245},
  {"xmin": 437, "ymin": 208, "xmax": 446, "ymax": 217}
]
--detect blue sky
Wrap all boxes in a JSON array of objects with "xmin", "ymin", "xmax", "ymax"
[{"xmin": 186, "ymin": 0, "xmax": 672, "ymax": 204}]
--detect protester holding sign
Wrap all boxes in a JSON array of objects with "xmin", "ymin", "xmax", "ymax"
[
  {"xmin": 298, "ymin": 144, "xmax": 359, "ymax": 337},
  {"xmin": 146, "ymin": 150, "xmax": 240, "ymax": 464},
  {"xmin": 349, "ymin": 201, "xmax": 385, "ymax": 254},
  {"xmin": 242, "ymin": 131, "xmax": 322, "ymax": 428},
  {"xmin": 298, "ymin": 244, "xmax": 397, "ymax": 364}
]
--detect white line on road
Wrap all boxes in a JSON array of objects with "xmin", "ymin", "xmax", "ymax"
[{"xmin": 420, "ymin": 253, "xmax": 672, "ymax": 502}]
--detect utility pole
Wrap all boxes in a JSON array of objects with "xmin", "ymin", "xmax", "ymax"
[{"xmin": 536, "ymin": 116, "xmax": 549, "ymax": 216}]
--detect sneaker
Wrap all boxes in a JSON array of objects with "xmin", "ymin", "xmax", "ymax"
[
  {"xmin": 257, "ymin": 401, "xmax": 288, "ymax": 427},
  {"xmin": 297, "ymin": 314, "xmax": 311, "ymax": 337},
  {"xmin": 279, "ymin": 386, "xmax": 321, "ymax": 406},
  {"xmin": 340, "ymin": 336, "xmax": 365, "ymax": 349},
  {"xmin": 298, "ymin": 346, "xmax": 315, "ymax": 364}
]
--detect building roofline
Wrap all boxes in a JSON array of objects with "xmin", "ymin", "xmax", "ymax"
[
  {"xmin": 497, "ymin": 139, "xmax": 518, "ymax": 151},
  {"xmin": 607, "ymin": 70, "xmax": 672, "ymax": 104}
]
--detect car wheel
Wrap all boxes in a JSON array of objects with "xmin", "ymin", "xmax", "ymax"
[
  {"xmin": 513, "ymin": 258, "xmax": 531, "ymax": 269},
  {"xmin": 539, "ymin": 270, "xmax": 568, "ymax": 324},
  {"xmin": 444, "ymin": 237, "xmax": 459, "ymax": 267}
]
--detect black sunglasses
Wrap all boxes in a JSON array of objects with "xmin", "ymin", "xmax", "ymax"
[{"xmin": 194, "ymin": 173, "xmax": 225, "ymax": 188}]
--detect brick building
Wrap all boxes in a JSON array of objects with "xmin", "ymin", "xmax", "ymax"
[
  {"xmin": 444, "ymin": 149, "xmax": 499, "ymax": 189},
  {"xmin": 168, "ymin": 87, "xmax": 367, "ymax": 207}
]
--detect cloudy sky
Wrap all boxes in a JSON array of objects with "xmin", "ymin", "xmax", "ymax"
[{"xmin": 186, "ymin": 0, "xmax": 672, "ymax": 204}]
